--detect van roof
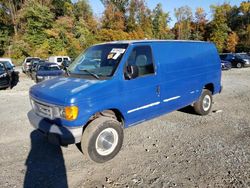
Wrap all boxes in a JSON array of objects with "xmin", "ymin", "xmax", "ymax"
[{"xmin": 98, "ymin": 40, "xmax": 212, "ymax": 45}]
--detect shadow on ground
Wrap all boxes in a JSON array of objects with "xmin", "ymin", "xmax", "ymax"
[
  {"xmin": 178, "ymin": 105, "xmax": 198, "ymax": 115},
  {"xmin": 24, "ymin": 130, "xmax": 68, "ymax": 188}
]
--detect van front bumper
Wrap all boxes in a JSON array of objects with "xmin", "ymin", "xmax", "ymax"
[{"xmin": 27, "ymin": 110, "xmax": 82, "ymax": 146}]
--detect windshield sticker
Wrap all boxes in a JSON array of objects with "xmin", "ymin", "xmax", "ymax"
[
  {"xmin": 110, "ymin": 48, "xmax": 126, "ymax": 54},
  {"xmin": 107, "ymin": 53, "xmax": 114, "ymax": 59},
  {"xmin": 109, "ymin": 48, "xmax": 126, "ymax": 60}
]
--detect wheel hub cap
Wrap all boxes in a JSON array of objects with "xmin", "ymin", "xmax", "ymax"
[
  {"xmin": 203, "ymin": 95, "xmax": 211, "ymax": 111},
  {"xmin": 95, "ymin": 128, "xmax": 118, "ymax": 156}
]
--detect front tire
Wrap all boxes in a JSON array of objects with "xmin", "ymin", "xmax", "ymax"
[
  {"xmin": 81, "ymin": 117, "xmax": 123, "ymax": 163},
  {"xmin": 194, "ymin": 89, "xmax": 212, "ymax": 115}
]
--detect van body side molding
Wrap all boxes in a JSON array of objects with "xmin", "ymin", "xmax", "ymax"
[
  {"xmin": 127, "ymin": 101, "xmax": 161, "ymax": 114},
  {"xmin": 163, "ymin": 96, "xmax": 181, "ymax": 103}
]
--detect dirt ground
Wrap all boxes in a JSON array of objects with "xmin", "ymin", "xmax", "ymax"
[{"xmin": 0, "ymin": 67, "xmax": 249, "ymax": 188}]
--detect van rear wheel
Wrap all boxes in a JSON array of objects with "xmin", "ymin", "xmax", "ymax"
[
  {"xmin": 194, "ymin": 89, "xmax": 212, "ymax": 115},
  {"xmin": 81, "ymin": 117, "xmax": 123, "ymax": 163}
]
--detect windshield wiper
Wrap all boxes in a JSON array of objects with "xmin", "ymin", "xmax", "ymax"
[{"xmin": 82, "ymin": 69, "xmax": 100, "ymax": 79}]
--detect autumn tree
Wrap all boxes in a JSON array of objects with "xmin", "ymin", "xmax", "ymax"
[
  {"xmin": 101, "ymin": 0, "xmax": 129, "ymax": 13},
  {"xmin": 226, "ymin": 32, "xmax": 239, "ymax": 52},
  {"xmin": 101, "ymin": 3, "xmax": 125, "ymax": 31},
  {"xmin": 174, "ymin": 6, "xmax": 193, "ymax": 39},
  {"xmin": 136, "ymin": 0, "xmax": 153, "ymax": 38},
  {"xmin": 152, "ymin": 3, "xmax": 173, "ymax": 39},
  {"xmin": 0, "ymin": 0, "xmax": 25, "ymax": 35},
  {"xmin": 126, "ymin": 0, "xmax": 137, "ymax": 32},
  {"xmin": 235, "ymin": 1, "xmax": 250, "ymax": 51},
  {"xmin": 209, "ymin": 4, "xmax": 231, "ymax": 52},
  {"xmin": 191, "ymin": 7, "xmax": 207, "ymax": 40}
]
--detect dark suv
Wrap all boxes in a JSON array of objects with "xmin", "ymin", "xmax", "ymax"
[
  {"xmin": 219, "ymin": 53, "xmax": 250, "ymax": 68},
  {"xmin": 0, "ymin": 61, "xmax": 19, "ymax": 89}
]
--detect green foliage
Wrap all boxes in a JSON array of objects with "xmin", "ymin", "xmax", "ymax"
[
  {"xmin": 152, "ymin": 3, "xmax": 173, "ymax": 39},
  {"xmin": 209, "ymin": 4, "xmax": 231, "ymax": 52},
  {"xmin": 0, "ymin": 0, "xmax": 249, "ymax": 62},
  {"xmin": 174, "ymin": 6, "xmax": 193, "ymax": 39}
]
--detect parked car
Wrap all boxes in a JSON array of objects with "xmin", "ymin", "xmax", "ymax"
[
  {"xmin": 0, "ymin": 61, "xmax": 19, "ymax": 89},
  {"xmin": 28, "ymin": 59, "xmax": 47, "ymax": 79},
  {"xmin": 237, "ymin": 53, "xmax": 250, "ymax": 61},
  {"xmin": 221, "ymin": 60, "xmax": 232, "ymax": 70},
  {"xmin": 0, "ymin": 58, "xmax": 15, "ymax": 68},
  {"xmin": 32, "ymin": 62, "xmax": 64, "ymax": 83},
  {"xmin": 219, "ymin": 53, "xmax": 250, "ymax": 68},
  {"xmin": 28, "ymin": 40, "xmax": 222, "ymax": 163},
  {"xmin": 22, "ymin": 57, "xmax": 40, "ymax": 73},
  {"xmin": 48, "ymin": 56, "xmax": 71, "ymax": 66}
]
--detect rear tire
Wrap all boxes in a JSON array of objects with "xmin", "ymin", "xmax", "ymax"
[
  {"xmin": 236, "ymin": 62, "xmax": 243, "ymax": 68},
  {"xmin": 194, "ymin": 89, "xmax": 212, "ymax": 115},
  {"xmin": 81, "ymin": 117, "xmax": 123, "ymax": 163}
]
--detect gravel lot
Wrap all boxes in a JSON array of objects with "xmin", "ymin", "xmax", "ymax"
[{"xmin": 0, "ymin": 67, "xmax": 249, "ymax": 188}]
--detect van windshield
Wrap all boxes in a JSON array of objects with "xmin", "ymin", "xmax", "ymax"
[{"xmin": 68, "ymin": 44, "xmax": 128, "ymax": 78}]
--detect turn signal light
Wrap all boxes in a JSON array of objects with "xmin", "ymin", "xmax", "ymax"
[{"xmin": 65, "ymin": 106, "xmax": 78, "ymax": 121}]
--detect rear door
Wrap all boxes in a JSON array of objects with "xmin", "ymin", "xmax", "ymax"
[{"xmin": 121, "ymin": 45, "xmax": 160, "ymax": 126}]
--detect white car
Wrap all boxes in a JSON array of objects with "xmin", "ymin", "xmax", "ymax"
[
  {"xmin": 48, "ymin": 56, "xmax": 71, "ymax": 66},
  {"xmin": 22, "ymin": 57, "xmax": 40, "ymax": 73}
]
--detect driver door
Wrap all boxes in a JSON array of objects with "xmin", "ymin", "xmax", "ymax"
[{"xmin": 121, "ymin": 45, "xmax": 160, "ymax": 126}]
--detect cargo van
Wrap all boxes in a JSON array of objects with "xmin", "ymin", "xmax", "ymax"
[
  {"xmin": 28, "ymin": 40, "xmax": 222, "ymax": 163},
  {"xmin": 48, "ymin": 56, "xmax": 71, "ymax": 66}
]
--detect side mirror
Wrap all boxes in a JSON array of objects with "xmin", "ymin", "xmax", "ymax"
[{"xmin": 125, "ymin": 65, "xmax": 139, "ymax": 80}]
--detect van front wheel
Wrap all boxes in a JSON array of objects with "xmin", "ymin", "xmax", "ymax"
[
  {"xmin": 194, "ymin": 89, "xmax": 212, "ymax": 115},
  {"xmin": 81, "ymin": 117, "xmax": 123, "ymax": 163}
]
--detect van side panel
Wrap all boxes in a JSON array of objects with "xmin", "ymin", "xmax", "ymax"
[{"xmin": 152, "ymin": 41, "xmax": 221, "ymax": 114}]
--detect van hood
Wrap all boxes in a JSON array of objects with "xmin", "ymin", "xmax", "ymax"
[{"xmin": 30, "ymin": 77, "xmax": 107, "ymax": 105}]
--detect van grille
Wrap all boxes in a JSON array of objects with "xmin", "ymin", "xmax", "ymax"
[{"xmin": 31, "ymin": 99, "xmax": 53, "ymax": 119}]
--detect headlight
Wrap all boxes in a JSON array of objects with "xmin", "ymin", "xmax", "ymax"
[{"xmin": 55, "ymin": 106, "xmax": 78, "ymax": 121}]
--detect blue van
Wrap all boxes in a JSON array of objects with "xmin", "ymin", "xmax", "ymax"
[{"xmin": 28, "ymin": 40, "xmax": 222, "ymax": 163}]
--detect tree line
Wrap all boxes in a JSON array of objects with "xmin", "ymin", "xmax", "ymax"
[{"xmin": 0, "ymin": 0, "xmax": 249, "ymax": 64}]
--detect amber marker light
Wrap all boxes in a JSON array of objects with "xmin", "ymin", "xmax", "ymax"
[{"xmin": 65, "ymin": 106, "xmax": 78, "ymax": 121}]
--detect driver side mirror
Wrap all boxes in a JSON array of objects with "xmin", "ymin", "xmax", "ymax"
[{"xmin": 124, "ymin": 65, "xmax": 139, "ymax": 80}]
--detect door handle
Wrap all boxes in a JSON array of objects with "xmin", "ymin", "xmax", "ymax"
[{"xmin": 156, "ymin": 85, "xmax": 160, "ymax": 96}]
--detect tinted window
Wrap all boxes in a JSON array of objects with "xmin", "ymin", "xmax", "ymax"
[
  {"xmin": 63, "ymin": 58, "xmax": 69, "ymax": 61},
  {"xmin": 26, "ymin": 58, "xmax": 32, "ymax": 63},
  {"xmin": 57, "ymin": 58, "xmax": 63, "ymax": 63},
  {"xmin": 0, "ymin": 61, "xmax": 12, "ymax": 70},
  {"xmin": 39, "ymin": 65, "xmax": 60, "ymax": 71},
  {"xmin": 225, "ymin": 54, "xmax": 234, "ymax": 61},
  {"xmin": 0, "ymin": 63, "xmax": 4, "ymax": 72},
  {"xmin": 219, "ymin": 55, "xmax": 227, "ymax": 60},
  {"xmin": 127, "ymin": 46, "xmax": 154, "ymax": 77},
  {"xmin": 26, "ymin": 58, "xmax": 39, "ymax": 63},
  {"xmin": 238, "ymin": 54, "xmax": 250, "ymax": 59}
]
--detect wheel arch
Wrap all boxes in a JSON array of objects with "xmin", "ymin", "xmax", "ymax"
[
  {"xmin": 82, "ymin": 108, "xmax": 125, "ymax": 135},
  {"xmin": 204, "ymin": 83, "xmax": 214, "ymax": 94}
]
